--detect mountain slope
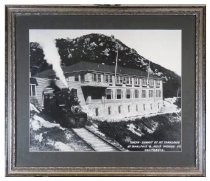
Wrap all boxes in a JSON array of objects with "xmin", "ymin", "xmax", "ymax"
[{"xmin": 30, "ymin": 33, "xmax": 181, "ymax": 98}]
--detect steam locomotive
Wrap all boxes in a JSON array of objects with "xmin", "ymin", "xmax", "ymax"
[{"xmin": 43, "ymin": 86, "xmax": 87, "ymax": 128}]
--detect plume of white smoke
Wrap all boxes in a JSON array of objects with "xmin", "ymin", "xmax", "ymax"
[{"xmin": 38, "ymin": 39, "xmax": 68, "ymax": 88}]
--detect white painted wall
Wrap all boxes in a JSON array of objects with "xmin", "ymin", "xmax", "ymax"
[{"xmin": 86, "ymin": 99, "xmax": 163, "ymax": 121}]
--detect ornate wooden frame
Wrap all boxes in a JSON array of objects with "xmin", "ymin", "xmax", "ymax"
[{"xmin": 5, "ymin": 5, "xmax": 206, "ymax": 176}]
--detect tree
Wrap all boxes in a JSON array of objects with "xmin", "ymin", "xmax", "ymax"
[{"xmin": 30, "ymin": 42, "xmax": 52, "ymax": 75}]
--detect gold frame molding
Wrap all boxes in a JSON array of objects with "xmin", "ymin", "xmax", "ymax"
[{"xmin": 5, "ymin": 5, "xmax": 206, "ymax": 176}]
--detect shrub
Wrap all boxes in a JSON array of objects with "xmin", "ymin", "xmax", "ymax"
[
  {"xmin": 174, "ymin": 97, "xmax": 181, "ymax": 108},
  {"xmin": 98, "ymin": 113, "xmax": 181, "ymax": 151}
]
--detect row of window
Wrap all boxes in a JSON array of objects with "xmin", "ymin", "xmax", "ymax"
[
  {"xmin": 95, "ymin": 103, "xmax": 160, "ymax": 116},
  {"xmin": 105, "ymin": 89, "xmax": 161, "ymax": 99},
  {"xmin": 73, "ymin": 73, "xmax": 161, "ymax": 88},
  {"xmin": 92, "ymin": 73, "xmax": 161, "ymax": 88}
]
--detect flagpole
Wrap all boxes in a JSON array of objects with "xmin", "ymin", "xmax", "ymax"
[
  {"xmin": 111, "ymin": 35, "xmax": 119, "ymax": 86},
  {"xmin": 147, "ymin": 61, "xmax": 150, "ymax": 87},
  {"xmin": 114, "ymin": 45, "xmax": 118, "ymax": 85}
]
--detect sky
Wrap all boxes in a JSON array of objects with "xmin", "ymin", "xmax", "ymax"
[{"xmin": 30, "ymin": 29, "xmax": 181, "ymax": 76}]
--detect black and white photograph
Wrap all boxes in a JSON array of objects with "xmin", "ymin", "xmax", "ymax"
[{"xmin": 29, "ymin": 29, "xmax": 182, "ymax": 152}]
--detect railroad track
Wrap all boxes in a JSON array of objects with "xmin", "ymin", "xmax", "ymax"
[{"xmin": 72, "ymin": 127, "xmax": 120, "ymax": 151}]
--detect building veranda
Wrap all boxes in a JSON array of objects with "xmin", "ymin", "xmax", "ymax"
[{"xmin": 30, "ymin": 61, "xmax": 163, "ymax": 121}]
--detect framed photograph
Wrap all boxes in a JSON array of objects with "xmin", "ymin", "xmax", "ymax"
[{"xmin": 5, "ymin": 5, "xmax": 206, "ymax": 176}]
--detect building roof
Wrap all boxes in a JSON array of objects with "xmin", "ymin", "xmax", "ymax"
[{"xmin": 34, "ymin": 61, "xmax": 161, "ymax": 79}]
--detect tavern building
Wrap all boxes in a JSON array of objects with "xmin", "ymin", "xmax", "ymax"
[{"xmin": 30, "ymin": 61, "xmax": 163, "ymax": 121}]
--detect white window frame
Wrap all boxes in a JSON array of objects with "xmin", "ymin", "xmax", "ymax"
[
  {"xmin": 116, "ymin": 89, "xmax": 123, "ymax": 99},
  {"xmin": 134, "ymin": 89, "xmax": 139, "ymax": 98},
  {"xmin": 92, "ymin": 73, "xmax": 97, "ymax": 82},
  {"xmin": 149, "ymin": 79, "xmax": 154, "ymax": 87},
  {"xmin": 142, "ymin": 90, "xmax": 146, "ymax": 98},
  {"xmin": 126, "ymin": 89, "xmax": 131, "ymax": 99},
  {"xmin": 143, "ymin": 104, "xmax": 146, "ymax": 111},
  {"xmin": 97, "ymin": 74, "xmax": 101, "ymax": 82},
  {"xmin": 134, "ymin": 77, "xmax": 138, "ymax": 85},
  {"xmin": 108, "ymin": 106, "xmax": 111, "ymax": 115},
  {"xmin": 156, "ymin": 80, "xmax": 161, "ymax": 88},
  {"xmin": 138, "ymin": 78, "xmax": 141, "ymax": 86},
  {"xmin": 149, "ymin": 90, "xmax": 154, "ymax": 98},
  {"xmin": 105, "ymin": 74, "xmax": 109, "ymax": 83},
  {"xmin": 109, "ymin": 75, "xmax": 113, "ymax": 83},
  {"xmin": 116, "ymin": 75, "xmax": 120, "ymax": 84},
  {"xmin": 150, "ymin": 103, "xmax": 153, "ymax": 110},
  {"xmin": 128, "ymin": 105, "xmax": 130, "ymax": 112},
  {"xmin": 120, "ymin": 76, "xmax": 123, "ymax": 84},
  {"xmin": 95, "ymin": 108, "xmax": 99, "ymax": 116},
  {"xmin": 156, "ymin": 90, "xmax": 161, "ymax": 97},
  {"xmin": 74, "ymin": 74, "xmax": 79, "ymax": 82},
  {"xmin": 142, "ymin": 79, "xmax": 147, "ymax": 87},
  {"xmin": 106, "ymin": 89, "xmax": 113, "ymax": 99},
  {"xmin": 118, "ymin": 105, "xmax": 121, "ymax": 114}
]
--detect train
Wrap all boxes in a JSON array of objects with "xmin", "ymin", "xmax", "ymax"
[{"xmin": 43, "ymin": 85, "xmax": 87, "ymax": 128}]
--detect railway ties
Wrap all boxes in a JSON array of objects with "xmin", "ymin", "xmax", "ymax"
[{"xmin": 72, "ymin": 128, "xmax": 117, "ymax": 151}]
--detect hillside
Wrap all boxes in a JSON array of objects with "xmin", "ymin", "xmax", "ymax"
[
  {"xmin": 30, "ymin": 33, "xmax": 181, "ymax": 98},
  {"xmin": 30, "ymin": 98, "xmax": 181, "ymax": 151}
]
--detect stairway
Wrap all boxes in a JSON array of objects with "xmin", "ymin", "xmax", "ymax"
[
  {"xmin": 68, "ymin": 82, "xmax": 86, "ymax": 106},
  {"xmin": 75, "ymin": 86, "xmax": 86, "ymax": 106}
]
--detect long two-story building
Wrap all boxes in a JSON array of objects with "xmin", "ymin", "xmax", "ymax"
[{"xmin": 30, "ymin": 61, "xmax": 163, "ymax": 121}]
